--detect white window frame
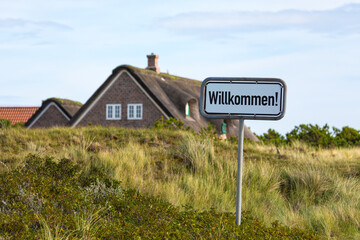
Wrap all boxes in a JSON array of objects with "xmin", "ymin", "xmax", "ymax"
[
  {"xmin": 127, "ymin": 104, "xmax": 142, "ymax": 120},
  {"xmin": 106, "ymin": 104, "xmax": 121, "ymax": 120}
]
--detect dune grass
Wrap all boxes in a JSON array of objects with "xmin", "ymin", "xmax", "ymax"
[{"xmin": 1, "ymin": 126, "xmax": 359, "ymax": 239}]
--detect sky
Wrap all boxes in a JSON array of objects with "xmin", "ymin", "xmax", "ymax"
[{"xmin": 1, "ymin": 0, "xmax": 360, "ymax": 135}]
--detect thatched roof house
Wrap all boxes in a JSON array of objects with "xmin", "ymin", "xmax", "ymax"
[
  {"xmin": 69, "ymin": 54, "xmax": 258, "ymax": 141},
  {"xmin": 25, "ymin": 98, "xmax": 82, "ymax": 128}
]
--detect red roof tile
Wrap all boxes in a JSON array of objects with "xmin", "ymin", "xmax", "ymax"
[{"xmin": 0, "ymin": 107, "xmax": 39, "ymax": 124}]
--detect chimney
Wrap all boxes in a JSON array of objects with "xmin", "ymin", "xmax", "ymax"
[{"xmin": 146, "ymin": 53, "xmax": 160, "ymax": 74}]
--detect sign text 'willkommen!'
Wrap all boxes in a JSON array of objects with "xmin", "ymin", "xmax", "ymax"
[{"xmin": 200, "ymin": 78, "xmax": 286, "ymax": 120}]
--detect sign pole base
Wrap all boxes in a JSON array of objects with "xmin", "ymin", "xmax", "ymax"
[{"xmin": 236, "ymin": 119, "xmax": 244, "ymax": 225}]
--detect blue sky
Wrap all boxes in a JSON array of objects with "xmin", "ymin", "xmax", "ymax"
[{"xmin": 1, "ymin": 0, "xmax": 360, "ymax": 135}]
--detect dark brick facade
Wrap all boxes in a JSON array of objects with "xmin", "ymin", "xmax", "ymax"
[
  {"xmin": 31, "ymin": 104, "xmax": 69, "ymax": 128},
  {"xmin": 76, "ymin": 71, "xmax": 164, "ymax": 128}
]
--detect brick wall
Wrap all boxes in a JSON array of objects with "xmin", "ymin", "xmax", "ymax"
[
  {"xmin": 77, "ymin": 71, "xmax": 164, "ymax": 128},
  {"xmin": 31, "ymin": 104, "xmax": 69, "ymax": 128}
]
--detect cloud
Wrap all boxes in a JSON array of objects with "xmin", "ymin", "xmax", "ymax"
[
  {"xmin": 0, "ymin": 95, "xmax": 27, "ymax": 106},
  {"xmin": 0, "ymin": 18, "xmax": 72, "ymax": 31},
  {"xmin": 0, "ymin": 18, "xmax": 72, "ymax": 46},
  {"xmin": 160, "ymin": 3, "xmax": 360, "ymax": 36}
]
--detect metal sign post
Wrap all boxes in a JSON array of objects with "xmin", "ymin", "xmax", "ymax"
[
  {"xmin": 199, "ymin": 77, "xmax": 286, "ymax": 226},
  {"xmin": 236, "ymin": 119, "xmax": 244, "ymax": 225}
]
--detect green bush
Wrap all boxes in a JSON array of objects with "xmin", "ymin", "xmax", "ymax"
[
  {"xmin": 333, "ymin": 126, "xmax": 360, "ymax": 147},
  {"xmin": 154, "ymin": 117, "xmax": 220, "ymax": 140},
  {"xmin": 257, "ymin": 128, "xmax": 286, "ymax": 146},
  {"xmin": 0, "ymin": 154, "xmax": 317, "ymax": 239},
  {"xmin": 199, "ymin": 122, "xmax": 218, "ymax": 139},
  {"xmin": 0, "ymin": 119, "xmax": 25, "ymax": 129},
  {"xmin": 0, "ymin": 154, "xmax": 122, "ymax": 239},
  {"xmin": 257, "ymin": 124, "xmax": 360, "ymax": 148},
  {"xmin": 286, "ymin": 124, "xmax": 333, "ymax": 148},
  {"xmin": 152, "ymin": 116, "xmax": 185, "ymax": 130},
  {"xmin": 0, "ymin": 119, "xmax": 11, "ymax": 129}
]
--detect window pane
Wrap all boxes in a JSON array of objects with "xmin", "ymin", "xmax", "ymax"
[
  {"xmin": 107, "ymin": 105, "xmax": 113, "ymax": 119},
  {"xmin": 129, "ymin": 105, "xmax": 134, "ymax": 118},
  {"xmin": 115, "ymin": 105, "xmax": 121, "ymax": 119},
  {"xmin": 136, "ymin": 105, "xmax": 142, "ymax": 119}
]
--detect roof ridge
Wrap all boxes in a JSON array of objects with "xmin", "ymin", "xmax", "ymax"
[
  {"xmin": 46, "ymin": 97, "xmax": 82, "ymax": 107},
  {"xmin": 115, "ymin": 64, "xmax": 201, "ymax": 85}
]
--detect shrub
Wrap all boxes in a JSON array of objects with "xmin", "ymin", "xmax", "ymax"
[
  {"xmin": 0, "ymin": 119, "xmax": 11, "ymax": 129},
  {"xmin": 0, "ymin": 119, "xmax": 25, "ymax": 129},
  {"xmin": 257, "ymin": 128, "xmax": 286, "ymax": 146},
  {"xmin": 0, "ymin": 154, "xmax": 123, "ymax": 239},
  {"xmin": 333, "ymin": 126, "xmax": 360, "ymax": 147},
  {"xmin": 286, "ymin": 124, "xmax": 333, "ymax": 148},
  {"xmin": 0, "ymin": 154, "xmax": 317, "ymax": 239},
  {"xmin": 13, "ymin": 122, "xmax": 25, "ymax": 128},
  {"xmin": 152, "ymin": 116, "xmax": 185, "ymax": 130},
  {"xmin": 257, "ymin": 124, "xmax": 360, "ymax": 148},
  {"xmin": 199, "ymin": 122, "xmax": 218, "ymax": 139}
]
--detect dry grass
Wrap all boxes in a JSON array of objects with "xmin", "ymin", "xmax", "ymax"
[{"xmin": 1, "ymin": 127, "xmax": 359, "ymax": 239}]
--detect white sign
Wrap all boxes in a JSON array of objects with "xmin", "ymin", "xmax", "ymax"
[
  {"xmin": 199, "ymin": 77, "xmax": 287, "ymax": 226},
  {"xmin": 200, "ymin": 78, "xmax": 286, "ymax": 120}
]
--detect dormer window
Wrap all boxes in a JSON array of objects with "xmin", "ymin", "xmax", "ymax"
[
  {"xmin": 185, "ymin": 103, "xmax": 191, "ymax": 117},
  {"xmin": 185, "ymin": 99, "xmax": 199, "ymax": 120}
]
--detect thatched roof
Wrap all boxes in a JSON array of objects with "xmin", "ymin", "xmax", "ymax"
[
  {"xmin": 126, "ymin": 66, "xmax": 258, "ymax": 141},
  {"xmin": 47, "ymin": 98, "xmax": 82, "ymax": 117},
  {"xmin": 69, "ymin": 65, "xmax": 258, "ymax": 141},
  {"xmin": 25, "ymin": 98, "xmax": 82, "ymax": 128}
]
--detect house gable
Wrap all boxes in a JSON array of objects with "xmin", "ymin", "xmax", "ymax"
[
  {"xmin": 71, "ymin": 70, "xmax": 169, "ymax": 128},
  {"xmin": 27, "ymin": 102, "xmax": 70, "ymax": 128}
]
